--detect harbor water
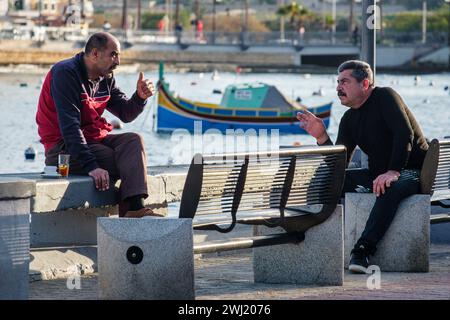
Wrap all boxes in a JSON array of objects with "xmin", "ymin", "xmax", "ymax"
[{"xmin": 0, "ymin": 67, "xmax": 449, "ymax": 174}]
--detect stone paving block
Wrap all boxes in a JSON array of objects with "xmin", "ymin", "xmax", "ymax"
[
  {"xmin": 28, "ymin": 244, "xmax": 450, "ymax": 300},
  {"xmin": 345, "ymin": 193, "xmax": 430, "ymax": 272}
]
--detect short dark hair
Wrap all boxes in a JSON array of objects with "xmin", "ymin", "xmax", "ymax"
[
  {"xmin": 85, "ymin": 33, "xmax": 110, "ymax": 55},
  {"xmin": 337, "ymin": 60, "xmax": 374, "ymax": 87}
]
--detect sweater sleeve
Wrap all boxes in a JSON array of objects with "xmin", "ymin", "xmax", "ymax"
[
  {"xmin": 336, "ymin": 112, "xmax": 356, "ymax": 164},
  {"xmin": 106, "ymin": 77, "xmax": 147, "ymax": 123},
  {"xmin": 378, "ymin": 87, "xmax": 414, "ymax": 172},
  {"xmin": 319, "ymin": 111, "xmax": 356, "ymax": 164},
  {"xmin": 51, "ymin": 66, "xmax": 99, "ymax": 173}
]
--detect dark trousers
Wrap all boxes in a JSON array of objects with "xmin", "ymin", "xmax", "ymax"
[
  {"xmin": 342, "ymin": 168, "xmax": 421, "ymax": 255},
  {"xmin": 45, "ymin": 133, "xmax": 148, "ymax": 215}
]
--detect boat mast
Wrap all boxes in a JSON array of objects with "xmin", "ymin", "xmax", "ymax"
[{"xmin": 159, "ymin": 61, "xmax": 165, "ymax": 82}]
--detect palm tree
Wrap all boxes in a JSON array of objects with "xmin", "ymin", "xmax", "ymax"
[
  {"xmin": 137, "ymin": 0, "xmax": 141, "ymax": 30},
  {"xmin": 175, "ymin": 0, "xmax": 180, "ymax": 27},
  {"xmin": 122, "ymin": 0, "xmax": 128, "ymax": 30},
  {"xmin": 277, "ymin": 1, "xmax": 310, "ymax": 44},
  {"xmin": 240, "ymin": 0, "xmax": 249, "ymax": 47},
  {"xmin": 243, "ymin": 0, "xmax": 249, "ymax": 33},
  {"xmin": 277, "ymin": 2, "xmax": 309, "ymax": 31},
  {"xmin": 278, "ymin": 0, "xmax": 286, "ymax": 41},
  {"xmin": 194, "ymin": 0, "xmax": 200, "ymax": 21},
  {"xmin": 348, "ymin": 0, "xmax": 355, "ymax": 35},
  {"xmin": 212, "ymin": 0, "xmax": 217, "ymax": 44},
  {"xmin": 379, "ymin": 0, "xmax": 384, "ymax": 41}
]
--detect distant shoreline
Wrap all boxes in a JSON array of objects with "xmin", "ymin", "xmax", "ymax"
[
  {"xmin": 0, "ymin": 39, "xmax": 448, "ymax": 75},
  {"xmin": 0, "ymin": 61, "xmax": 447, "ymax": 76}
]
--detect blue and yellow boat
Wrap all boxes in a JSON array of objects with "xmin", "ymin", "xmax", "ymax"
[{"xmin": 155, "ymin": 66, "xmax": 332, "ymax": 134}]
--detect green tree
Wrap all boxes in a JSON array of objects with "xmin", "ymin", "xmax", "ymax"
[
  {"xmin": 385, "ymin": 7, "xmax": 448, "ymax": 32},
  {"xmin": 141, "ymin": 12, "xmax": 166, "ymax": 29},
  {"xmin": 277, "ymin": 2, "xmax": 310, "ymax": 29}
]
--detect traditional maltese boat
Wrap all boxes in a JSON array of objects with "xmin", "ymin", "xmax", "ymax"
[{"xmin": 154, "ymin": 66, "xmax": 332, "ymax": 134}]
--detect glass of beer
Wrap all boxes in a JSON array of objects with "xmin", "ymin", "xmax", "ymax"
[{"xmin": 58, "ymin": 154, "xmax": 70, "ymax": 177}]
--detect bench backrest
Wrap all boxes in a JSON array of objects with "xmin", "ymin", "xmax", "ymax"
[
  {"xmin": 420, "ymin": 139, "xmax": 450, "ymax": 201},
  {"xmin": 179, "ymin": 145, "xmax": 346, "ymax": 233}
]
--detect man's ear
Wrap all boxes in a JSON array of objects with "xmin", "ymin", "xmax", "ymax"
[
  {"xmin": 91, "ymin": 48, "xmax": 99, "ymax": 60},
  {"xmin": 362, "ymin": 78, "xmax": 370, "ymax": 90}
]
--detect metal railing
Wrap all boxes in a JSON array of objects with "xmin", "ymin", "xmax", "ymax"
[{"xmin": 0, "ymin": 26, "xmax": 447, "ymax": 47}]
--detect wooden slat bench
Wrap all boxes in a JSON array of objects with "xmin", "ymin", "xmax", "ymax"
[
  {"xmin": 178, "ymin": 145, "xmax": 347, "ymax": 287},
  {"xmin": 179, "ymin": 145, "xmax": 346, "ymax": 254}
]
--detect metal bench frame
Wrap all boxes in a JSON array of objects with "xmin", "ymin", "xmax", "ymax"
[
  {"xmin": 179, "ymin": 145, "xmax": 347, "ymax": 254},
  {"xmin": 420, "ymin": 139, "xmax": 450, "ymax": 224}
]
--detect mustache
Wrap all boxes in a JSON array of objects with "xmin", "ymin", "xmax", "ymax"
[{"xmin": 337, "ymin": 91, "xmax": 346, "ymax": 97}]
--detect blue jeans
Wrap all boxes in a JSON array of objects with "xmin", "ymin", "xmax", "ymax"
[{"xmin": 342, "ymin": 168, "xmax": 421, "ymax": 255}]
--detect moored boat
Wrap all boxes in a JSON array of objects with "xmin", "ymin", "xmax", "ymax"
[{"xmin": 155, "ymin": 65, "xmax": 332, "ymax": 134}]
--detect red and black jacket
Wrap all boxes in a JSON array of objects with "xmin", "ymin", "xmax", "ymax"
[{"xmin": 36, "ymin": 52, "xmax": 146, "ymax": 173}]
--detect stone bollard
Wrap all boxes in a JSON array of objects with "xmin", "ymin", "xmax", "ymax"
[
  {"xmin": 345, "ymin": 193, "xmax": 430, "ymax": 272},
  {"xmin": 97, "ymin": 217, "xmax": 194, "ymax": 300},
  {"xmin": 0, "ymin": 178, "xmax": 35, "ymax": 299}
]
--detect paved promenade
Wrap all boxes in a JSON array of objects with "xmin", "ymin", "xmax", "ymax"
[{"xmin": 29, "ymin": 244, "xmax": 450, "ymax": 300}]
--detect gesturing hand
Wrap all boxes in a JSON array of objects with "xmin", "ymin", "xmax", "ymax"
[
  {"xmin": 373, "ymin": 170, "xmax": 400, "ymax": 197},
  {"xmin": 296, "ymin": 110, "xmax": 329, "ymax": 144},
  {"xmin": 136, "ymin": 72, "xmax": 155, "ymax": 100},
  {"xmin": 88, "ymin": 168, "xmax": 110, "ymax": 191}
]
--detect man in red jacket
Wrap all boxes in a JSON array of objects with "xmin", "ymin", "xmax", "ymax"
[{"xmin": 36, "ymin": 32, "xmax": 160, "ymax": 218}]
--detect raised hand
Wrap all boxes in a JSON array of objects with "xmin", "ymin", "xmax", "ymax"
[
  {"xmin": 136, "ymin": 72, "xmax": 155, "ymax": 100},
  {"xmin": 296, "ymin": 110, "xmax": 329, "ymax": 144}
]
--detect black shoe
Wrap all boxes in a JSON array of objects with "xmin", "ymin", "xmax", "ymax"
[{"xmin": 349, "ymin": 246, "xmax": 370, "ymax": 274}]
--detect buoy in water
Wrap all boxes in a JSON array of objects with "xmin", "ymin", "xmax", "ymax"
[
  {"xmin": 312, "ymin": 87, "xmax": 324, "ymax": 96},
  {"xmin": 212, "ymin": 89, "xmax": 222, "ymax": 94},
  {"xmin": 211, "ymin": 70, "xmax": 220, "ymax": 81},
  {"xmin": 190, "ymin": 81, "xmax": 197, "ymax": 86},
  {"xmin": 414, "ymin": 76, "xmax": 421, "ymax": 85},
  {"xmin": 111, "ymin": 119, "xmax": 123, "ymax": 129},
  {"xmin": 24, "ymin": 146, "xmax": 36, "ymax": 160},
  {"xmin": 444, "ymin": 86, "xmax": 449, "ymax": 91},
  {"xmin": 20, "ymin": 83, "xmax": 28, "ymax": 87},
  {"xmin": 429, "ymin": 81, "xmax": 435, "ymax": 86},
  {"xmin": 199, "ymin": 73, "xmax": 204, "ymax": 79}
]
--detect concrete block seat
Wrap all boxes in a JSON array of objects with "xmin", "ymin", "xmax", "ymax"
[
  {"xmin": 0, "ymin": 166, "xmax": 187, "ymax": 248},
  {"xmin": 97, "ymin": 217, "xmax": 194, "ymax": 300},
  {"xmin": 254, "ymin": 205, "xmax": 344, "ymax": 286},
  {"xmin": 344, "ymin": 193, "xmax": 430, "ymax": 272},
  {"xmin": 344, "ymin": 139, "xmax": 450, "ymax": 272}
]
